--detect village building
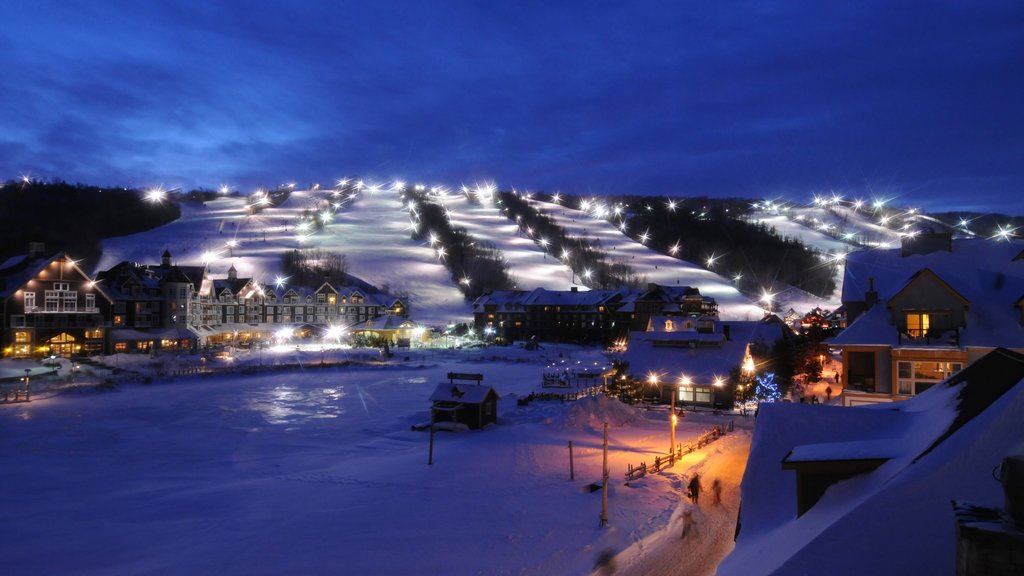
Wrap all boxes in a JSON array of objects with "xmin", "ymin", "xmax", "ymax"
[
  {"xmin": 95, "ymin": 249, "xmax": 205, "ymax": 354},
  {"xmin": 0, "ymin": 243, "xmax": 112, "ymax": 358},
  {"xmin": 2, "ymin": 247, "xmax": 409, "ymax": 357},
  {"xmin": 830, "ymin": 234, "xmax": 1024, "ymax": 406},
  {"xmin": 472, "ymin": 284, "xmax": 718, "ymax": 345},
  {"xmin": 620, "ymin": 314, "xmax": 789, "ymax": 407}
]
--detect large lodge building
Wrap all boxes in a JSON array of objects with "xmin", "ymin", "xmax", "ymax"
[
  {"xmin": 472, "ymin": 284, "xmax": 719, "ymax": 345},
  {"xmin": 0, "ymin": 245, "xmax": 408, "ymax": 358}
]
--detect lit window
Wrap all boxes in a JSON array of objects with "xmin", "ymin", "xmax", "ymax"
[{"xmin": 906, "ymin": 313, "xmax": 930, "ymax": 338}]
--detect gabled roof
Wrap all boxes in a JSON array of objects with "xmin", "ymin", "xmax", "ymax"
[
  {"xmin": 842, "ymin": 238, "xmax": 1024, "ymax": 304},
  {"xmin": 429, "ymin": 383, "xmax": 498, "ymax": 404},
  {"xmin": 622, "ymin": 319, "xmax": 785, "ymax": 385},
  {"xmin": 0, "ymin": 251, "xmax": 112, "ymax": 303},
  {"xmin": 835, "ymin": 238, "xmax": 1024, "ymax": 349},
  {"xmin": 886, "ymin": 267, "xmax": 969, "ymax": 309}
]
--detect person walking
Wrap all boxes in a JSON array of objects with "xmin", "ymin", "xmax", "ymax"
[
  {"xmin": 680, "ymin": 509, "xmax": 696, "ymax": 539},
  {"xmin": 711, "ymin": 478, "xmax": 722, "ymax": 506},
  {"xmin": 688, "ymin": 474, "xmax": 702, "ymax": 505}
]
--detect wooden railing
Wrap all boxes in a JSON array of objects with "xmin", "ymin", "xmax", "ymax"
[{"xmin": 624, "ymin": 421, "xmax": 734, "ymax": 482}]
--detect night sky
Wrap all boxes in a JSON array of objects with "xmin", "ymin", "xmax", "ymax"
[{"xmin": 3, "ymin": 2, "xmax": 1022, "ymax": 211}]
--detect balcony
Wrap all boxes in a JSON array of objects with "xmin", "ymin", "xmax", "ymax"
[{"xmin": 898, "ymin": 327, "xmax": 960, "ymax": 347}]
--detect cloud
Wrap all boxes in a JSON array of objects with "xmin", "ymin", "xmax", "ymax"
[{"xmin": 0, "ymin": 1, "xmax": 1021, "ymax": 210}]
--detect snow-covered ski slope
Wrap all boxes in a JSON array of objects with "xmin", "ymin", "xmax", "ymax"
[
  {"xmin": 104, "ymin": 184, "xmax": 913, "ymax": 327},
  {"xmin": 421, "ymin": 188, "xmax": 573, "ymax": 291},
  {"xmin": 100, "ymin": 188, "xmax": 470, "ymax": 326},
  {"xmin": 511, "ymin": 197, "xmax": 766, "ymax": 321},
  {"xmin": 753, "ymin": 203, "xmax": 905, "ymax": 253}
]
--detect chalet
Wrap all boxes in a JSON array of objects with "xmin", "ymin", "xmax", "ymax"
[
  {"xmin": 830, "ymin": 235, "xmax": 1024, "ymax": 406},
  {"xmin": 429, "ymin": 373, "xmax": 499, "ymax": 429},
  {"xmin": 348, "ymin": 316, "xmax": 424, "ymax": 347},
  {"xmin": 620, "ymin": 314, "xmax": 789, "ymax": 407},
  {"xmin": 0, "ymin": 244, "xmax": 112, "ymax": 357}
]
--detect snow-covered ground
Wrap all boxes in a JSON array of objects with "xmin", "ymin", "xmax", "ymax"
[{"xmin": 0, "ymin": 347, "xmax": 751, "ymax": 575}]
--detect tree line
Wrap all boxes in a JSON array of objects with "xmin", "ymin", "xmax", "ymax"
[{"xmin": 0, "ymin": 179, "xmax": 181, "ymax": 272}]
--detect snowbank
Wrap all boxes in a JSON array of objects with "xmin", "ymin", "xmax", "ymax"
[{"xmin": 560, "ymin": 395, "xmax": 647, "ymax": 430}]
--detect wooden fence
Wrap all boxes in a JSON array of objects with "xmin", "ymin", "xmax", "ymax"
[
  {"xmin": 624, "ymin": 421, "xmax": 735, "ymax": 482},
  {"xmin": 516, "ymin": 386, "xmax": 603, "ymax": 406}
]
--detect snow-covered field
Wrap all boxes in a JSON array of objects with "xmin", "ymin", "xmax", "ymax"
[{"xmin": 0, "ymin": 348, "xmax": 750, "ymax": 575}]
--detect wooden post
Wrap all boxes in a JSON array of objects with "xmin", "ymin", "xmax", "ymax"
[
  {"xmin": 670, "ymin": 387, "xmax": 676, "ymax": 456},
  {"xmin": 600, "ymin": 422, "xmax": 609, "ymax": 527},
  {"xmin": 428, "ymin": 426, "xmax": 435, "ymax": 465},
  {"xmin": 569, "ymin": 440, "xmax": 575, "ymax": 481}
]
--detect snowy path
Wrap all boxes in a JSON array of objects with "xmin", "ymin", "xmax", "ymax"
[{"xmin": 611, "ymin": 429, "xmax": 752, "ymax": 576}]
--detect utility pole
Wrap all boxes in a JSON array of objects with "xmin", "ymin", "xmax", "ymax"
[
  {"xmin": 568, "ymin": 440, "xmax": 575, "ymax": 481},
  {"xmin": 670, "ymin": 386, "xmax": 676, "ymax": 456},
  {"xmin": 600, "ymin": 422, "xmax": 609, "ymax": 526}
]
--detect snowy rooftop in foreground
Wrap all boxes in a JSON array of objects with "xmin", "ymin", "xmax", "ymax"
[{"xmin": 720, "ymin": 347, "xmax": 1024, "ymax": 576}]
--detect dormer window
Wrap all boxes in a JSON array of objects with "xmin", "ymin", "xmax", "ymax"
[
  {"xmin": 905, "ymin": 312, "xmax": 931, "ymax": 338},
  {"xmin": 664, "ymin": 319, "xmax": 674, "ymax": 331}
]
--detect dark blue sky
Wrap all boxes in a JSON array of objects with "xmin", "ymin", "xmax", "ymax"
[{"xmin": 2, "ymin": 1, "xmax": 1022, "ymax": 211}]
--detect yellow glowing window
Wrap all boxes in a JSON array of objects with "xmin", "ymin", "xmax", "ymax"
[{"xmin": 906, "ymin": 313, "xmax": 930, "ymax": 338}]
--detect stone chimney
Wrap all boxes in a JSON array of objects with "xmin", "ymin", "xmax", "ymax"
[{"xmin": 28, "ymin": 242, "xmax": 46, "ymax": 258}]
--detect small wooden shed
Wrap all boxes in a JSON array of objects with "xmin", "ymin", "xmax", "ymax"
[{"xmin": 429, "ymin": 372, "xmax": 499, "ymax": 430}]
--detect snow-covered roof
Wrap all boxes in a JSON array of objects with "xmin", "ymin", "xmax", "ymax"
[
  {"xmin": 842, "ymin": 238, "xmax": 1024, "ymax": 304},
  {"xmin": 834, "ymin": 238, "xmax": 1024, "ymax": 349},
  {"xmin": 350, "ymin": 316, "xmax": 417, "ymax": 331},
  {"xmin": 429, "ymin": 383, "xmax": 497, "ymax": 404},
  {"xmin": 622, "ymin": 319, "xmax": 785, "ymax": 384},
  {"xmin": 0, "ymin": 251, "xmax": 57, "ymax": 299},
  {"xmin": 783, "ymin": 439, "xmax": 901, "ymax": 463},
  {"xmin": 720, "ymin": 347, "xmax": 1024, "ymax": 576}
]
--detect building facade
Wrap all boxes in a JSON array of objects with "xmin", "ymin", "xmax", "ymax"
[
  {"xmin": 0, "ymin": 245, "xmax": 112, "ymax": 357},
  {"xmin": 831, "ymin": 235, "xmax": 1024, "ymax": 406}
]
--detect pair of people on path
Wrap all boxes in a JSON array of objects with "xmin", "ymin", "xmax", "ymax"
[{"xmin": 688, "ymin": 474, "xmax": 722, "ymax": 507}]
